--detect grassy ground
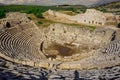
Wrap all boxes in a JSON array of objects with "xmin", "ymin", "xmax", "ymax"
[
  {"xmin": 0, "ymin": 5, "xmax": 87, "ymax": 18},
  {"xmin": 27, "ymin": 13, "xmax": 96, "ymax": 31},
  {"xmin": 3, "ymin": 4, "xmax": 119, "ymax": 30},
  {"xmin": 94, "ymin": 2, "xmax": 120, "ymax": 14},
  {"xmin": 60, "ymin": 22, "xmax": 96, "ymax": 31},
  {"xmin": 27, "ymin": 14, "xmax": 54, "ymax": 28},
  {"xmin": 57, "ymin": 10, "xmax": 78, "ymax": 16}
]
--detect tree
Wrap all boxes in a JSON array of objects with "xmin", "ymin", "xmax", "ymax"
[
  {"xmin": 100, "ymin": 8, "xmax": 107, "ymax": 12},
  {"xmin": 0, "ymin": 10, "xmax": 5, "ymax": 18},
  {"xmin": 35, "ymin": 9, "xmax": 45, "ymax": 18},
  {"xmin": 69, "ymin": 8, "xmax": 77, "ymax": 12}
]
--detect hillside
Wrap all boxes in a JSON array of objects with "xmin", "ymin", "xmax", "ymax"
[
  {"xmin": 96, "ymin": 1, "xmax": 120, "ymax": 8},
  {"xmin": 94, "ymin": 2, "xmax": 120, "ymax": 14},
  {"xmin": 0, "ymin": 3, "xmax": 4, "ymax": 6}
]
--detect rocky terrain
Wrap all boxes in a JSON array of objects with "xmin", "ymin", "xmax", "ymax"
[
  {"xmin": 0, "ymin": 58, "xmax": 120, "ymax": 80},
  {"xmin": 43, "ymin": 9, "xmax": 120, "ymax": 27},
  {"xmin": 0, "ymin": 12, "xmax": 120, "ymax": 80}
]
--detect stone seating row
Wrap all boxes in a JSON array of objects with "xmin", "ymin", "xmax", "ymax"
[
  {"xmin": 0, "ymin": 28, "xmax": 41, "ymax": 62},
  {"xmin": 103, "ymin": 40, "xmax": 120, "ymax": 54}
]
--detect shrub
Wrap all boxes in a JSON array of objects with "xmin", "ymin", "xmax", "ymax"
[
  {"xmin": 28, "ymin": 17, "xmax": 32, "ymax": 20},
  {"xmin": 118, "ymin": 23, "xmax": 120, "ymax": 28},
  {"xmin": 71, "ymin": 8, "xmax": 77, "ymax": 12},
  {"xmin": 35, "ymin": 9, "xmax": 44, "ymax": 18},
  {"xmin": 38, "ymin": 21, "xmax": 43, "ymax": 24},
  {"xmin": 100, "ymin": 8, "xmax": 107, "ymax": 12},
  {"xmin": 0, "ymin": 10, "xmax": 5, "ymax": 18},
  {"xmin": 88, "ymin": 26, "xmax": 96, "ymax": 31}
]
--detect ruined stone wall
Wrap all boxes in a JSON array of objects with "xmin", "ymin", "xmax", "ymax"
[
  {"xmin": 45, "ymin": 10, "xmax": 72, "ymax": 20},
  {"xmin": 43, "ymin": 24, "xmax": 114, "ymax": 47},
  {"xmin": 0, "ymin": 22, "xmax": 120, "ymax": 70},
  {"xmin": 116, "ymin": 15, "xmax": 120, "ymax": 23},
  {"xmin": 0, "ymin": 12, "xmax": 31, "ymax": 28},
  {"xmin": 73, "ymin": 9, "xmax": 106, "ymax": 26},
  {"xmin": 43, "ymin": 9, "xmax": 120, "ymax": 26},
  {"xmin": 0, "ymin": 12, "xmax": 120, "ymax": 70},
  {"xmin": 43, "ymin": 10, "xmax": 75, "ymax": 24}
]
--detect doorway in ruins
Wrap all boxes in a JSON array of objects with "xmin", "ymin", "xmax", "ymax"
[
  {"xmin": 6, "ymin": 22, "xmax": 11, "ymax": 28},
  {"xmin": 92, "ymin": 21, "xmax": 94, "ymax": 24}
]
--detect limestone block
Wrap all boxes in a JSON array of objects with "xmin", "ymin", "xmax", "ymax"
[
  {"xmin": 26, "ymin": 61, "xmax": 35, "ymax": 66},
  {"xmin": 59, "ymin": 64, "xmax": 71, "ymax": 70},
  {"xmin": 38, "ymin": 62, "xmax": 49, "ymax": 69},
  {"xmin": 21, "ymin": 61, "xmax": 26, "ymax": 65}
]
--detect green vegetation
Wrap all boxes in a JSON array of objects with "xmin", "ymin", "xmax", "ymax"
[
  {"xmin": 99, "ymin": 8, "xmax": 107, "ymax": 12},
  {"xmin": 58, "ymin": 10, "xmax": 78, "ymax": 16},
  {"xmin": 58, "ymin": 22, "xmax": 96, "ymax": 31},
  {"xmin": 0, "ymin": 5, "xmax": 87, "ymax": 28},
  {"xmin": 27, "ymin": 14, "xmax": 54, "ymax": 27},
  {"xmin": 97, "ymin": 2, "xmax": 120, "ymax": 9},
  {"xmin": 0, "ymin": 2, "xmax": 118, "ymax": 30},
  {"xmin": 94, "ymin": 2, "xmax": 120, "ymax": 14},
  {"xmin": 0, "ymin": 5, "xmax": 87, "ymax": 18},
  {"xmin": 27, "ymin": 13, "xmax": 96, "ymax": 30},
  {"xmin": 88, "ymin": 26, "xmax": 96, "ymax": 31},
  {"xmin": 0, "ymin": 10, "xmax": 5, "ymax": 18},
  {"xmin": 0, "ymin": 2, "xmax": 119, "ymax": 18},
  {"xmin": 38, "ymin": 21, "xmax": 43, "ymax": 24}
]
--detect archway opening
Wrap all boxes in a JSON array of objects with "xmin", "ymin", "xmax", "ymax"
[{"xmin": 6, "ymin": 22, "xmax": 11, "ymax": 28}]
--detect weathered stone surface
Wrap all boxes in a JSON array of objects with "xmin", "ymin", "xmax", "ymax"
[
  {"xmin": 43, "ymin": 9, "xmax": 120, "ymax": 26},
  {"xmin": 0, "ymin": 14, "xmax": 120, "ymax": 70}
]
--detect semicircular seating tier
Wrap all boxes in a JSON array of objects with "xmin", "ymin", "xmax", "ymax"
[
  {"xmin": 0, "ymin": 26, "xmax": 46, "ymax": 62},
  {"xmin": 0, "ymin": 12, "xmax": 120, "ymax": 70}
]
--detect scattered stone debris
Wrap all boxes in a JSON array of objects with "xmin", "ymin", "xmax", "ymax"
[
  {"xmin": 0, "ymin": 12, "xmax": 120, "ymax": 80},
  {"xmin": 43, "ymin": 9, "xmax": 120, "ymax": 26}
]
